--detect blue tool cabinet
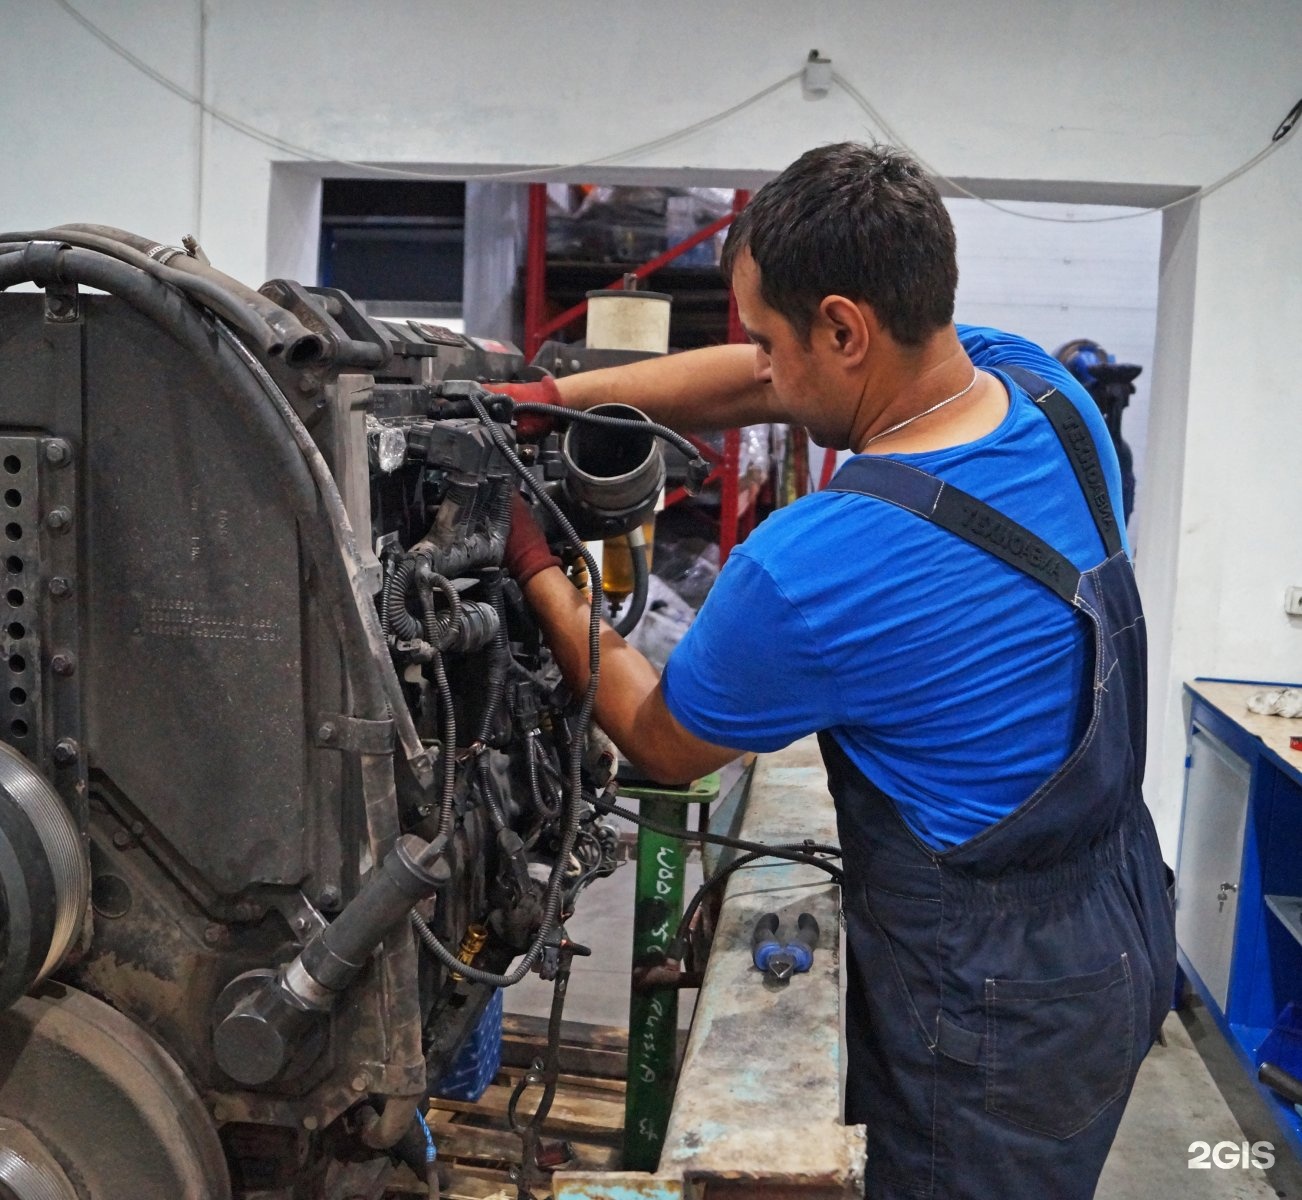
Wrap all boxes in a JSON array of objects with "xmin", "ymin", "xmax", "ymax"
[{"xmin": 1176, "ymin": 679, "xmax": 1302, "ymax": 1161}]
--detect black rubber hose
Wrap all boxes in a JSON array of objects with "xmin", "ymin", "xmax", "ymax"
[
  {"xmin": 668, "ymin": 844, "xmax": 842, "ymax": 962},
  {"xmin": 384, "ymin": 557, "xmax": 424, "ymax": 641},
  {"xmin": 53, "ymin": 223, "xmax": 325, "ymax": 366},
  {"xmin": 474, "ymin": 573, "xmax": 510, "ymax": 747},
  {"xmin": 429, "ymin": 649, "xmax": 458, "ymax": 840},
  {"xmin": 591, "ymin": 792, "xmax": 841, "ymax": 870},
  {"xmin": 418, "ymin": 570, "xmax": 463, "ymax": 649},
  {"xmin": 611, "ymin": 529, "xmax": 649, "ymax": 637},
  {"xmin": 0, "ymin": 230, "xmax": 286, "ymax": 360},
  {"xmin": 380, "ymin": 552, "xmax": 397, "ymax": 635},
  {"xmin": 471, "ymin": 485, "xmax": 515, "ymax": 753},
  {"xmin": 474, "ymin": 754, "xmax": 509, "ymax": 833},
  {"xmin": 525, "ymin": 734, "xmax": 560, "ymax": 820}
]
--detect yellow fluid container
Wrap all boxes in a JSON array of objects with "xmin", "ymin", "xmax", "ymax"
[{"xmin": 602, "ymin": 521, "xmax": 655, "ymax": 598}]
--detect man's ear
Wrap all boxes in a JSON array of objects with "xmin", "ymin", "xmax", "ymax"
[{"xmin": 818, "ymin": 294, "xmax": 873, "ymax": 363}]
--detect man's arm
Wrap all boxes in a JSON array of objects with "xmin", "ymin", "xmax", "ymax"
[
  {"xmin": 554, "ymin": 343, "xmax": 781, "ymax": 433},
  {"xmin": 521, "ymin": 565, "xmax": 743, "ymax": 784}
]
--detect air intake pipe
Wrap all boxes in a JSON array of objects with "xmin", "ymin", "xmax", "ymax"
[{"xmin": 558, "ymin": 404, "xmax": 666, "ymax": 540}]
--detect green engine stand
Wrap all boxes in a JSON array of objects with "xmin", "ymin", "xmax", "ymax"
[{"xmin": 619, "ymin": 773, "xmax": 719, "ymax": 1171}]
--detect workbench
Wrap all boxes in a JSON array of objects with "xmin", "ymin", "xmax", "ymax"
[
  {"xmin": 1176, "ymin": 679, "xmax": 1302, "ymax": 1160},
  {"xmin": 555, "ymin": 735, "xmax": 866, "ymax": 1198}
]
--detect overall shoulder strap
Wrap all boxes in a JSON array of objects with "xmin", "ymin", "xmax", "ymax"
[
  {"xmin": 1000, "ymin": 364, "xmax": 1124, "ymax": 558},
  {"xmin": 827, "ymin": 457, "xmax": 1082, "ymax": 605}
]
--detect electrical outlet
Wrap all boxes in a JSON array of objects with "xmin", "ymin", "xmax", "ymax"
[{"xmin": 1286, "ymin": 587, "xmax": 1302, "ymax": 617}]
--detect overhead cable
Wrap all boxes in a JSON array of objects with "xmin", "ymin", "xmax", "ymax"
[
  {"xmin": 53, "ymin": 0, "xmax": 1297, "ymax": 223},
  {"xmin": 51, "ymin": 0, "xmax": 797, "ymax": 184},
  {"xmin": 832, "ymin": 73, "xmax": 1298, "ymax": 224}
]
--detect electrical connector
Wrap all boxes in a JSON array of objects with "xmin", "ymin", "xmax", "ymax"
[{"xmin": 803, "ymin": 49, "xmax": 832, "ymax": 98}]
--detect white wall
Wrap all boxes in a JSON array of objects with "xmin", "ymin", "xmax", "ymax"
[
  {"xmin": 949, "ymin": 198, "xmax": 1161, "ymax": 527},
  {"xmin": 4, "ymin": 0, "xmax": 1301, "ymax": 852}
]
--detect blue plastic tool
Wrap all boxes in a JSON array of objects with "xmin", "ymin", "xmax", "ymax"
[{"xmin": 751, "ymin": 912, "xmax": 819, "ymax": 982}]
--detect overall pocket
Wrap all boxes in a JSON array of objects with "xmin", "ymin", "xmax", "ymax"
[{"xmin": 985, "ymin": 953, "xmax": 1134, "ymax": 1139}]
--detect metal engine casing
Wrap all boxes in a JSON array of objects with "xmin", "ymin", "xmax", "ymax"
[{"xmin": 0, "ymin": 280, "xmax": 619, "ymax": 1197}]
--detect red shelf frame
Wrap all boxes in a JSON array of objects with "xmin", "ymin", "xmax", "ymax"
[{"xmin": 522, "ymin": 185, "xmax": 754, "ymax": 564}]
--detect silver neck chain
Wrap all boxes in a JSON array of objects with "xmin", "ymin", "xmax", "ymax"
[{"xmin": 862, "ymin": 367, "xmax": 981, "ymax": 448}]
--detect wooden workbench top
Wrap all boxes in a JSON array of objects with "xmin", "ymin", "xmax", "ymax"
[{"xmin": 1187, "ymin": 679, "xmax": 1302, "ymax": 780}]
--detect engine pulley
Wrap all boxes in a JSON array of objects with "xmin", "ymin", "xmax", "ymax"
[
  {"xmin": 0, "ymin": 743, "xmax": 89, "ymax": 1009},
  {"xmin": 0, "ymin": 985, "xmax": 231, "ymax": 1198}
]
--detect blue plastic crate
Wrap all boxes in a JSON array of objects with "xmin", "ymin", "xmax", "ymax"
[{"xmin": 432, "ymin": 989, "xmax": 503, "ymax": 1103}]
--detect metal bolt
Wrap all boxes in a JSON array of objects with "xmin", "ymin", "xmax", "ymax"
[
  {"xmin": 48, "ymin": 576, "xmax": 70, "ymax": 598},
  {"xmin": 302, "ymin": 1115, "xmax": 319, "ymax": 1131},
  {"xmin": 50, "ymin": 652, "xmax": 75, "ymax": 676},
  {"xmin": 202, "ymin": 924, "xmax": 225, "ymax": 947},
  {"xmin": 52, "ymin": 738, "xmax": 78, "ymax": 766},
  {"xmin": 350, "ymin": 1073, "xmax": 370, "ymax": 1093},
  {"xmin": 44, "ymin": 294, "xmax": 75, "ymax": 321},
  {"xmin": 111, "ymin": 829, "xmax": 132, "ymax": 849},
  {"xmin": 44, "ymin": 439, "xmax": 71, "ymax": 467},
  {"xmin": 317, "ymin": 722, "xmax": 336, "ymax": 743},
  {"xmin": 212, "ymin": 1101, "xmax": 229, "ymax": 1123},
  {"xmin": 317, "ymin": 886, "xmax": 342, "ymax": 912},
  {"xmin": 130, "ymin": 820, "xmax": 144, "ymax": 837},
  {"xmin": 292, "ymin": 915, "xmax": 308, "ymax": 933},
  {"xmin": 45, "ymin": 507, "xmax": 72, "ymax": 533}
]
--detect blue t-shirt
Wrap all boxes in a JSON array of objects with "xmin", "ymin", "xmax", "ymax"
[{"xmin": 661, "ymin": 325, "xmax": 1128, "ymax": 850}]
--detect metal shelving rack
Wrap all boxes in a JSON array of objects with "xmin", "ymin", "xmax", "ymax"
[{"xmin": 521, "ymin": 185, "xmax": 756, "ymax": 565}]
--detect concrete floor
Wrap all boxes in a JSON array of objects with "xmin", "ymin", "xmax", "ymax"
[{"xmin": 505, "ymin": 857, "xmax": 1302, "ymax": 1197}]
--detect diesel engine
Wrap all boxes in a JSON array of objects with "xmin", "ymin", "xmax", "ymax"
[{"xmin": 0, "ymin": 227, "xmax": 688, "ymax": 1199}]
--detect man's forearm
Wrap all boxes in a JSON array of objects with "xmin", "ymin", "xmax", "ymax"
[
  {"xmin": 554, "ymin": 343, "xmax": 778, "ymax": 432},
  {"xmin": 520, "ymin": 566, "xmax": 739, "ymax": 784}
]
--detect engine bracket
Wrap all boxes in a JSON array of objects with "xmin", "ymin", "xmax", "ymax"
[{"xmin": 313, "ymin": 712, "xmax": 395, "ymax": 755}]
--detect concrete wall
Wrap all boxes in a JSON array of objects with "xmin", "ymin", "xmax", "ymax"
[
  {"xmin": 4, "ymin": 0, "xmax": 1301, "ymax": 851},
  {"xmin": 948, "ymin": 198, "xmax": 1160, "ymax": 528}
]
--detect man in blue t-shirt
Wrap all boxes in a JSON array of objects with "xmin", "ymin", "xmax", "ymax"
[{"xmin": 502, "ymin": 143, "xmax": 1174, "ymax": 1200}]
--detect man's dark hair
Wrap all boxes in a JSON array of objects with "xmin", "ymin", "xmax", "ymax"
[{"xmin": 721, "ymin": 142, "xmax": 958, "ymax": 347}]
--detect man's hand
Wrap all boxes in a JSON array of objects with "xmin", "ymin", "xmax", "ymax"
[
  {"xmin": 488, "ymin": 376, "xmax": 564, "ymax": 440},
  {"xmin": 504, "ymin": 491, "xmax": 562, "ymax": 586}
]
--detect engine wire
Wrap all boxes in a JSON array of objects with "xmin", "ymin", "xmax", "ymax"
[
  {"xmin": 407, "ymin": 388, "xmax": 606, "ymax": 989},
  {"xmin": 590, "ymin": 793, "xmax": 842, "ymax": 878}
]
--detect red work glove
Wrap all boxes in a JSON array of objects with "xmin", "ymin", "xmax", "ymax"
[
  {"xmin": 488, "ymin": 375, "xmax": 564, "ymax": 440},
  {"xmin": 505, "ymin": 490, "xmax": 562, "ymax": 586}
]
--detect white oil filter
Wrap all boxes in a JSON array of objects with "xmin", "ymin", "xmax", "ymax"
[{"xmin": 585, "ymin": 289, "xmax": 671, "ymax": 354}]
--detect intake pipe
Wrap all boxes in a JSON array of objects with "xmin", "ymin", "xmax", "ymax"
[
  {"xmin": 212, "ymin": 835, "xmax": 449, "ymax": 1089},
  {"xmin": 559, "ymin": 403, "xmax": 666, "ymax": 539}
]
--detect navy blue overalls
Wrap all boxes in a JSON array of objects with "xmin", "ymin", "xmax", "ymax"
[{"xmin": 823, "ymin": 366, "xmax": 1175, "ymax": 1200}]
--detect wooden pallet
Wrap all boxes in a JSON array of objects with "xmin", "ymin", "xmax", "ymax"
[{"xmin": 385, "ymin": 1014, "xmax": 634, "ymax": 1199}]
